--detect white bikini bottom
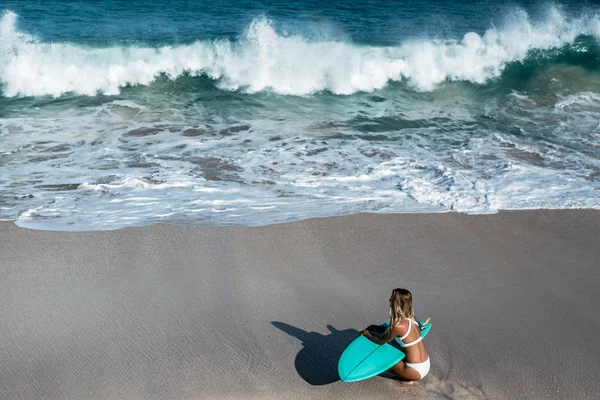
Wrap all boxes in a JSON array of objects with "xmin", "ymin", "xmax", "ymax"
[{"xmin": 405, "ymin": 356, "xmax": 430, "ymax": 380}]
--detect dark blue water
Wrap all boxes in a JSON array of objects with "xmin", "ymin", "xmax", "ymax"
[
  {"xmin": 3, "ymin": 0, "xmax": 596, "ymax": 43},
  {"xmin": 2, "ymin": 0, "xmax": 497, "ymax": 43},
  {"xmin": 1, "ymin": 1, "xmax": 599, "ymax": 230}
]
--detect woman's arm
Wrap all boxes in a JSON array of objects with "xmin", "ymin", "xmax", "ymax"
[
  {"xmin": 360, "ymin": 321, "xmax": 407, "ymax": 345},
  {"xmin": 360, "ymin": 325, "xmax": 395, "ymax": 345}
]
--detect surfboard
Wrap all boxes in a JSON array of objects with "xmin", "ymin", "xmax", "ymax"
[{"xmin": 338, "ymin": 319, "xmax": 431, "ymax": 382}]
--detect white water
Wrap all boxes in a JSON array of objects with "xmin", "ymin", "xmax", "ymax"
[
  {"xmin": 1, "ymin": 8, "xmax": 599, "ymax": 231},
  {"xmin": 1, "ymin": 8, "xmax": 600, "ymax": 96},
  {"xmin": 1, "ymin": 90, "xmax": 599, "ymax": 231}
]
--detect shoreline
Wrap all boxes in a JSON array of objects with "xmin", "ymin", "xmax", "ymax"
[
  {"xmin": 4, "ymin": 206, "xmax": 600, "ymax": 233},
  {"xmin": 1, "ymin": 209, "xmax": 599, "ymax": 399}
]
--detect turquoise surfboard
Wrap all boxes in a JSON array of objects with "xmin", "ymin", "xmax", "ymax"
[{"xmin": 338, "ymin": 320, "xmax": 431, "ymax": 382}]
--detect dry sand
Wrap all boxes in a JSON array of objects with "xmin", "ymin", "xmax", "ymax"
[{"xmin": 1, "ymin": 210, "xmax": 599, "ymax": 399}]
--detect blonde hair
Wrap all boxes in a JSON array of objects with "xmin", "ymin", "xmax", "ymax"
[{"xmin": 388, "ymin": 288, "xmax": 414, "ymax": 333}]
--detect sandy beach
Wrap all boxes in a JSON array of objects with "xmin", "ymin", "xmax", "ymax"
[{"xmin": 1, "ymin": 210, "xmax": 599, "ymax": 400}]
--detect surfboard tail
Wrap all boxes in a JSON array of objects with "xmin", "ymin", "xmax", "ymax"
[{"xmin": 421, "ymin": 317, "xmax": 431, "ymax": 330}]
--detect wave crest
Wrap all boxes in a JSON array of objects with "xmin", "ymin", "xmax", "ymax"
[{"xmin": 1, "ymin": 7, "xmax": 600, "ymax": 97}]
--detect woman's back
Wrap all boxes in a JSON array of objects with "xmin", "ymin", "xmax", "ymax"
[{"xmin": 395, "ymin": 318, "xmax": 428, "ymax": 363}]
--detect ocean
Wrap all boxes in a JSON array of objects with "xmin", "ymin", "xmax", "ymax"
[{"xmin": 1, "ymin": 0, "xmax": 599, "ymax": 230}]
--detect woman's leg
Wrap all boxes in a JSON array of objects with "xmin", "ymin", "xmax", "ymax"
[{"xmin": 390, "ymin": 361, "xmax": 421, "ymax": 382}]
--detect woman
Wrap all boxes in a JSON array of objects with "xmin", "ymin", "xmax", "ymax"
[{"xmin": 360, "ymin": 288, "xmax": 430, "ymax": 382}]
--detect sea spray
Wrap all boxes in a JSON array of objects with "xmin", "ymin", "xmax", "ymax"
[
  {"xmin": 2, "ymin": 8, "xmax": 600, "ymax": 97},
  {"xmin": 0, "ymin": 4, "xmax": 599, "ymax": 230}
]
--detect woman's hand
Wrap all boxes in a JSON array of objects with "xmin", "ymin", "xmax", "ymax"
[
  {"xmin": 360, "ymin": 330, "xmax": 378, "ymax": 343},
  {"xmin": 360, "ymin": 325, "xmax": 392, "ymax": 345}
]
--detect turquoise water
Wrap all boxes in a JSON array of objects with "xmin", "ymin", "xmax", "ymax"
[{"xmin": 1, "ymin": 1, "xmax": 599, "ymax": 230}]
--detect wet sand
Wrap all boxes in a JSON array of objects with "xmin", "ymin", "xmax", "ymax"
[{"xmin": 1, "ymin": 210, "xmax": 599, "ymax": 399}]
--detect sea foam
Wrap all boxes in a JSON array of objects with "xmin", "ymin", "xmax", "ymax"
[{"xmin": 1, "ymin": 7, "xmax": 600, "ymax": 97}]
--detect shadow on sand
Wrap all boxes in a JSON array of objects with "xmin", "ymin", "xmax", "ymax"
[{"xmin": 272, "ymin": 322, "xmax": 359, "ymax": 385}]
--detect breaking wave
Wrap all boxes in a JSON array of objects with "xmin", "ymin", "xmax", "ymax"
[{"xmin": 1, "ymin": 7, "xmax": 600, "ymax": 97}]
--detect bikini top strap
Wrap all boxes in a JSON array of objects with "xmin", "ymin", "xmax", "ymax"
[
  {"xmin": 397, "ymin": 318, "xmax": 416, "ymax": 340},
  {"xmin": 401, "ymin": 335, "xmax": 424, "ymax": 348}
]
